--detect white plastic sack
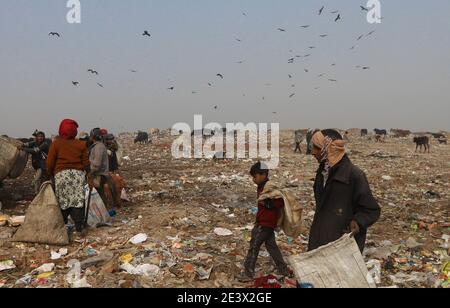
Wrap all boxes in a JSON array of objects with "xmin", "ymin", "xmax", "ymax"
[
  {"xmin": 289, "ymin": 234, "xmax": 376, "ymax": 288},
  {"xmin": 85, "ymin": 186, "xmax": 111, "ymax": 228}
]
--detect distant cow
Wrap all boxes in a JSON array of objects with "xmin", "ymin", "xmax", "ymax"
[
  {"xmin": 414, "ymin": 136, "xmax": 430, "ymax": 153},
  {"xmin": 374, "ymin": 129, "xmax": 387, "ymax": 136},
  {"xmin": 429, "ymin": 133, "xmax": 446, "ymax": 139},
  {"xmin": 134, "ymin": 131, "xmax": 150, "ymax": 144},
  {"xmin": 361, "ymin": 129, "xmax": 368, "ymax": 137},
  {"xmin": 390, "ymin": 129, "xmax": 411, "ymax": 138},
  {"xmin": 306, "ymin": 128, "xmax": 320, "ymax": 154}
]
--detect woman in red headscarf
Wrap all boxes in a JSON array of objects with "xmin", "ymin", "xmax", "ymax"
[{"xmin": 47, "ymin": 119, "xmax": 90, "ymax": 234}]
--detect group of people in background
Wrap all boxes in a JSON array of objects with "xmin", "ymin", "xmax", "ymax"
[{"xmin": 19, "ymin": 119, "xmax": 121, "ymax": 235}]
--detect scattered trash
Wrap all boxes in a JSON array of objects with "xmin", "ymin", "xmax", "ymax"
[
  {"xmin": 196, "ymin": 266, "xmax": 213, "ymax": 281},
  {"xmin": 121, "ymin": 188, "xmax": 130, "ymax": 202},
  {"xmin": 405, "ymin": 237, "xmax": 422, "ymax": 249},
  {"xmin": 389, "ymin": 272, "xmax": 429, "ymax": 284},
  {"xmin": 129, "ymin": 233, "xmax": 148, "ymax": 244},
  {"xmin": 120, "ymin": 263, "xmax": 160, "ymax": 277},
  {"xmin": 69, "ymin": 277, "xmax": 92, "ymax": 288},
  {"xmin": 214, "ymin": 228, "xmax": 233, "ymax": 236},
  {"xmin": 37, "ymin": 272, "xmax": 55, "ymax": 279},
  {"xmin": 8, "ymin": 215, "xmax": 25, "ymax": 227},
  {"xmin": 382, "ymin": 175, "xmax": 392, "ymax": 181},
  {"xmin": 0, "ymin": 260, "xmax": 16, "ymax": 272},
  {"xmin": 86, "ymin": 248, "xmax": 98, "ymax": 257},
  {"xmin": 34, "ymin": 263, "xmax": 55, "ymax": 275},
  {"xmin": 120, "ymin": 253, "xmax": 134, "ymax": 264},
  {"xmin": 15, "ymin": 275, "xmax": 32, "ymax": 285},
  {"xmin": 366, "ymin": 259, "xmax": 382, "ymax": 285},
  {"xmin": 80, "ymin": 251, "xmax": 114, "ymax": 269},
  {"xmin": 50, "ymin": 251, "xmax": 62, "ymax": 260}
]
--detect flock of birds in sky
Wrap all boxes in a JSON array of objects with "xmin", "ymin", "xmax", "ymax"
[{"xmin": 47, "ymin": 4, "xmax": 379, "ymax": 112}]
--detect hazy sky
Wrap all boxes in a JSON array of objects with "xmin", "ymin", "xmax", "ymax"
[{"xmin": 1, "ymin": 0, "xmax": 449, "ymax": 137}]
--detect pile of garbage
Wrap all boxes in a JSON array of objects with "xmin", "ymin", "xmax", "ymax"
[{"xmin": 0, "ymin": 130, "xmax": 448, "ymax": 288}]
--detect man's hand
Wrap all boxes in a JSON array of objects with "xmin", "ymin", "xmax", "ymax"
[{"xmin": 350, "ymin": 220, "xmax": 360, "ymax": 235}]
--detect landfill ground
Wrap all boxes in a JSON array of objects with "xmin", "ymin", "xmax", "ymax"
[{"xmin": 0, "ymin": 130, "xmax": 449, "ymax": 288}]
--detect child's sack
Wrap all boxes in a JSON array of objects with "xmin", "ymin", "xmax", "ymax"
[
  {"xmin": 13, "ymin": 182, "xmax": 69, "ymax": 245},
  {"xmin": 258, "ymin": 182, "xmax": 303, "ymax": 238}
]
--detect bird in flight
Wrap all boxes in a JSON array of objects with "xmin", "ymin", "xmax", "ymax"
[
  {"xmin": 366, "ymin": 30, "xmax": 375, "ymax": 37},
  {"xmin": 49, "ymin": 32, "xmax": 60, "ymax": 37},
  {"xmin": 216, "ymin": 74, "xmax": 224, "ymax": 79},
  {"xmin": 242, "ymin": 12, "xmax": 247, "ymax": 17},
  {"xmin": 304, "ymin": 69, "xmax": 309, "ymax": 73},
  {"xmin": 142, "ymin": 31, "xmax": 151, "ymax": 37},
  {"xmin": 300, "ymin": 25, "xmax": 310, "ymax": 29},
  {"xmin": 288, "ymin": 74, "xmax": 293, "ymax": 78},
  {"xmin": 319, "ymin": 34, "xmax": 328, "ymax": 38},
  {"xmin": 192, "ymin": 91, "xmax": 197, "ymax": 94},
  {"xmin": 360, "ymin": 6, "xmax": 369, "ymax": 11},
  {"xmin": 319, "ymin": 6, "xmax": 325, "ymax": 15},
  {"xmin": 314, "ymin": 87, "xmax": 320, "ymax": 90},
  {"xmin": 331, "ymin": 63, "xmax": 336, "ymax": 66},
  {"xmin": 350, "ymin": 46, "xmax": 356, "ymax": 50},
  {"xmin": 277, "ymin": 28, "xmax": 286, "ymax": 32},
  {"xmin": 208, "ymin": 83, "xmax": 212, "ymax": 86},
  {"xmin": 130, "ymin": 69, "xmax": 138, "ymax": 73},
  {"xmin": 308, "ymin": 46, "xmax": 316, "ymax": 49},
  {"xmin": 289, "ymin": 93, "xmax": 296, "ymax": 98},
  {"xmin": 272, "ymin": 112, "xmax": 277, "ymax": 114},
  {"xmin": 357, "ymin": 34, "xmax": 364, "ymax": 41},
  {"xmin": 96, "ymin": 82, "xmax": 104, "ymax": 88},
  {"xmin": 362, "ymin": 66, "xmax": 370, "ymax": 70},
  {"xmin": 168, "ymin": 86, "xmax": 174, "ymax": 90},
  {"xmin": 214, "ymin": 105, "xmax": 218, "ymax": 110},
  {"xmin": 303, "ymin": 54, "xmax": 311, "ymax": 57},
  {"xmin": 328, "ymin": 79, "xmax": 337, "ymax": 82},
  {"xmin": 317, "ymin": 74, "xmax": 324, "ymax": 77},
  {"xmin": 72, "ymin": 81, "xmax": 79, "ymax": 86},
  {"xmin": 87, "ymin": 69, "xmax": 99, "ymax": 75},
  {"xmin": 288, "ymin": 58, "xmax": 294, "ymax": 63},
  {"xmin": 330, "ymin": 10, "xmax": 339, "ymax": 14},
  {"xmin": 335, "ymin": 14, "xmax": 341, "ymax": 22},
  {"xmin": 236, "ymin": 60, "xmax": 245, "ymax": 64}
]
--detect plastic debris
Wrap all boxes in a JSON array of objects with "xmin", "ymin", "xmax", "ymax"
[
  {"xmin": 0, "ymin": 260, "xmax": 16, "ymax": 272},
  {"xmin": 129, "ymin": 233, "xmax": 148, "ymax": 244},
  {"xmin": 120, "ymin": 263, "xmax": 160, "ymax": 277},
  {"xmin": 214, "ymin": 228, "xmax": 233, "ymax": 236}
]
